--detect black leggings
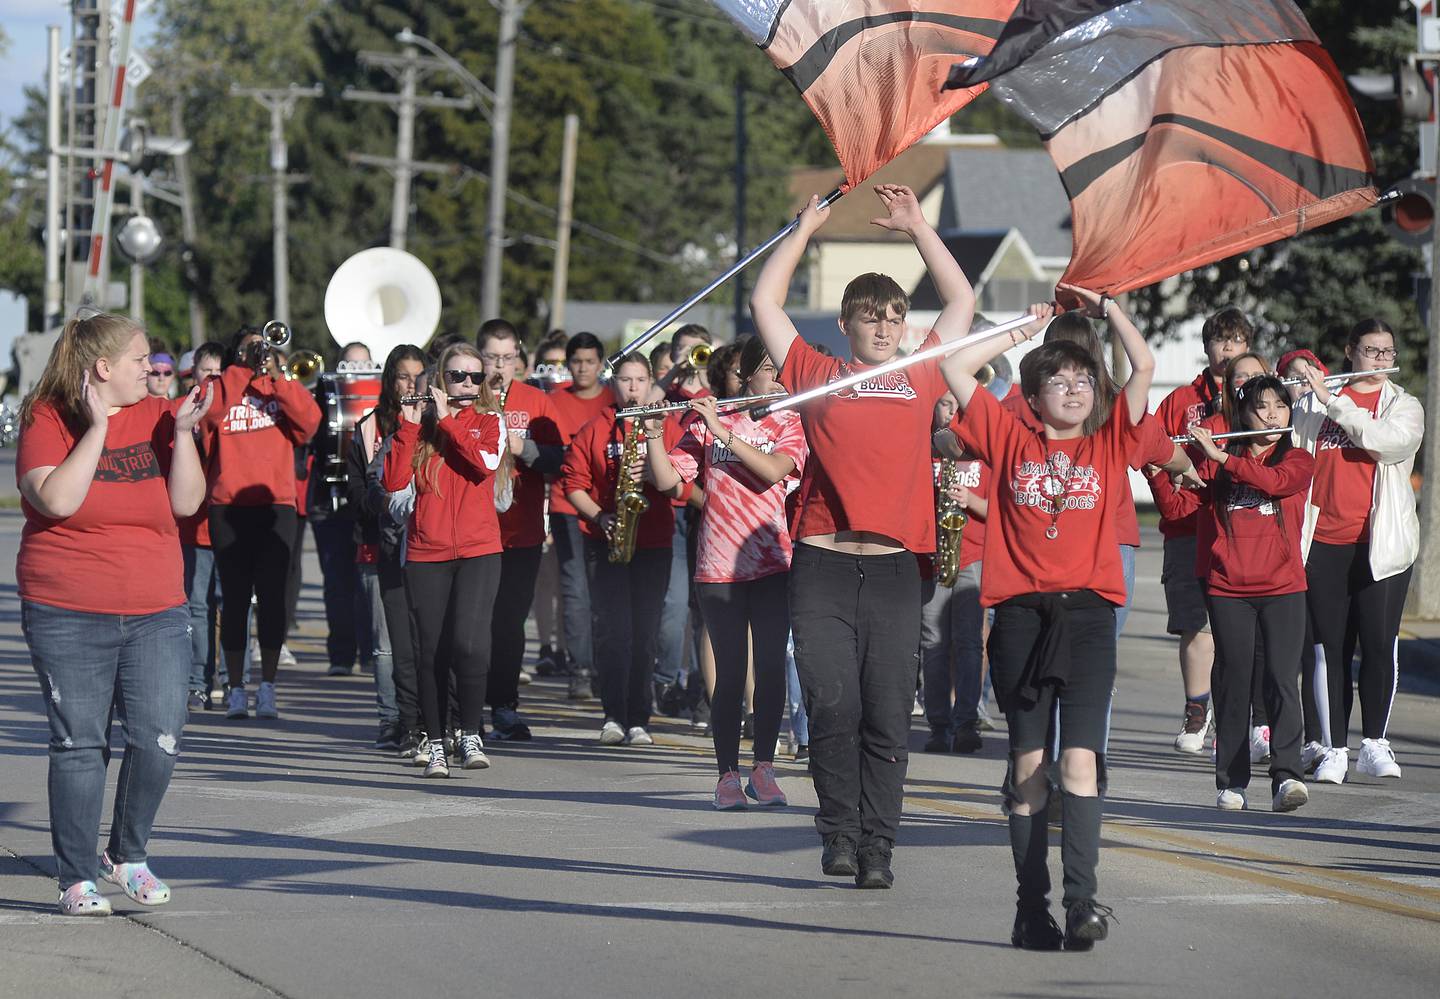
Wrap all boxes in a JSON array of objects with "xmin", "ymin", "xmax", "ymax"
[
  {"xmin": 488, "ymin": 545, "xmax": 543, "ymax": 711},
  {"xmin": 1305, "ymin": 541, "xmax": 1411, "ymax": 744},
  {"xmin": 379, "ymin": 553, "xmax": 420, "ymax": 732},
  {"xmin": 1205, "ymin": 592, "xmax": 1305, "ymax": 794},
  {"xmin": 405, "ymin": 555, "xmax": 502, "ymax": 738},
  {"xmin": 210, "ymin": 504, "xmax": 297, "ymax": 685},
  {"xmin": 697, "ymin": 573, "xmax": 790, "ymax": 774}
]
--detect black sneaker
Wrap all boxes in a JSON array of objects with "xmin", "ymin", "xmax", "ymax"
[
  {"xmin": 1063, "ymin": 900, "xmax": 1114, "ymax": 951},
  {"xmin": 690, "ymin": 697, "xmax": 712, "ymax": 733},
  {"xmin": 655, "ymin": 680, "xmax": 687, "ymax": 718},
  {"xmin": 855, "ymin": 840, "xmax": 894, "ymax": 889},
  {"xmin": 742, "ymin": 711, "xmax": 754, "ymax": 740},
  {"xmin": 820, "ymin": 833, "xmax": 859, "ymax": 877},
  {"xmin": 952, "ymin": 722, "xmax": 983, "ymax": 754},
  {"xmin": 398, "ymin": 728, "xmax": 425, "ymax": 760},
  {"xmin": 534, "ymin": 643, "xmax": 562, "ymax": 677},
  {"xmin": 795, "ymin": 744, "xmax": 809, "ymax": 763},
  {"xmin": 444, "ymin": 727, "xmax": 462, "ymax": 757},
  {"xmin": 1011, "ymin": 907, "xmax": 1064, "ymax": 951},
  {"xmin": 491, "ymin": 706, "xmax": 533, "ymax": 742},
  {"xmin": 374, "ymin": 722, "xmax": 402, "ymax": 751},
  {"xmin": 923, "ymin": 729, "xmax": 951, "ymax": 753}
]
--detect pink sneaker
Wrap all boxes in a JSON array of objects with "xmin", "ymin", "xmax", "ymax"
[
  {"xmin": 714, "ymin": 771, "xmax": 747, "ymax": 811},
  {"xmin": 746, "ymin": 762, "xmax": 788, "ymax": 807}
]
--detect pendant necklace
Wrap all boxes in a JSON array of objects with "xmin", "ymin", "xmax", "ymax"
[{"xmin": 1042, "ymin": 446, "xmax": 1079, "ymax": 541}]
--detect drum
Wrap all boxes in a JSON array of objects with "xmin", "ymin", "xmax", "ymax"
[{"xmin": 315, "ymin": 365, "xmax": 383, "ymax": 490}]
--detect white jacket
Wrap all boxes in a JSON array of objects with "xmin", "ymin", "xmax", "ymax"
[{"xmin": 1291, "ymin": 380, "xmax": 1423, "ymax": 581}]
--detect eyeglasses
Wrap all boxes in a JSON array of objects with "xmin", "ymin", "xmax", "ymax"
[
  {"xmin": 1205, "ymin": 334, "xmax": 1249, "ymax": 346},
  {"xmin": 149, "ymin": 369, "xmax": 174, "ymax": 377},
  {"xmin": 1358, "ymin": 345, "xmax": 1398, "ymax": 360},
  {"xmin": 445, "ymin": 369, "xmax": 485, "ymax": 385},
  {"xmin": 1040, "ymin": 375, "xmax": 1097, "ymax": 395},
  {"xmin": 481, "ymin": 352, "xmax": 519, "ymax": 365}
]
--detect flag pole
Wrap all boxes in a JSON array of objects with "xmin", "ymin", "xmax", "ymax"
[
  {"xmin": 604, "ymin": 187, "xmax": 844, "ymax": 375},
  {"xmin": 751, "ymin": 313, "xmax": 1038, "ymax": 418}
]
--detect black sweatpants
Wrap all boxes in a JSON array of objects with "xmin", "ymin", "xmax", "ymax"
[
  {"xmin": 789, "ymin": 546, "xmax": 920, "ymax": 846},
  {"xmin": 585, "ymin": 540, "xmax": 672, "ymax": 730},
  {"xmin": 210, "ymin": 503, "xmax": 297, "ymax": 685},
  {"xmin": 379, "ymin": 553, "xmax": 420, "ymax": 732},
  {"xmin": 405, "ymin": 555, "xmax": 502, "ymax": 739},
  {"xmin": 1305, "ymin": 541, "xmax": 1412, "ymax": 744},
  {"xmin": 488, "ymin": 545, "xmax": 544, "ymax": 711},
  {"xmin": 1205, "ymin": 592, "xmax": 1305, "ymax": 794},
  {"xmin": 697, "ymin": 572, "xmax": 790, "ymax": 774}
]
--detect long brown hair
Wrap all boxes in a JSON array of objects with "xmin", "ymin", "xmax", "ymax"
[
  {"xmin": 20, "ymin": 311, "xmax": 144, "ymax": 436},
  {"xmin": 412, "ymin": 342, "xmax": 511, "ymax": 497},
  {"xmin": 377, "ymin": 344, "xmax": 427, "ymax": 438}
]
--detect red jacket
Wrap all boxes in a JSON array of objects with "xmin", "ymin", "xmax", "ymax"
[
  {"xmin": 1150, "ymin": 370, "xmax": 1223, "ymax": 539},
  {"xmin": 383, "ymin": 407, "xmax": 504, "ymax": 562},
  {"xmin": 198, "ymin": 365, "xmax": 322, "ymax": 508},
  {"xmin": 560, "ymin": 410, "xmax": 677, "ymax": 550},
  {"xmin": 548, "ymin": 387, "xmax": 615, "ymax": 516},
  {"xmin": 1156, "ymin": 443, "xmax": 1314, "ymax": 598},
  {"xmin": 495, "ymin": 381, "xmax": 564, "ymax": 549}
]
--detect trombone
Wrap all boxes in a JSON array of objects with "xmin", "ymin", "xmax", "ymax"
[
  {"xmin": 615, "ymin": 391, "xmax": 786, "ymax": 420},
  {"xmin": 1279, "ymin": 366, "xmax": 1399, "ymax": 387},
  {"xmin": 286, "ymin": 350, "xmax": 324, "ymax": 384},
  {"xmin": 682, "ymin": 342, "xmax": 711, "ymax": 369},
  {"xmin": 1171, "ymin": 426, "xmax": 1296, "ymax": 445}
]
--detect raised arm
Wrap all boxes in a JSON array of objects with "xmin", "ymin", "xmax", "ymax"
[
  {"xmin": 872, "ymin": 184, "xmax": 975, "ymax": 343},
  {"xmin": 749, "ymin": 195, "xmax": 829, "ymax": 371},
  {"xmin": 168, "ymin": 382, "xmax": 214, "ymax": 517},
  {"xmin": 940, "ymin": 304, "xmax": 1050, "ymax": 411},
  {"xmin": 1059, "ymin": 283, "xmax": 1154, "ymax": 424}
]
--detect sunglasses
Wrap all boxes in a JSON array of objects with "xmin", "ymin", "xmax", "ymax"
[
  {"xmin": 150, "ymin": 369, "xmax": 174, "ymax": 377},
  {"xmin": 445, "ymin": 369, "xmax": 485, "ymax": 385}
]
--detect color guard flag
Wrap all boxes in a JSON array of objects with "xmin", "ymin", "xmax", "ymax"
[
  {"xmin": 709, "ymin": 1, "xmax": 1021, "ymax": 187},
  {"xmin": 947, "ymin": 0, "xmax": 1378, "ymax": 299}
]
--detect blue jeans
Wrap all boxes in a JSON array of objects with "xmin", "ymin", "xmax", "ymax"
[
  {"xmin": 1115, "ymin": 543, "xmax": 1138, "ymax": 638},
  {"xmin": 182, "ymin": 544, "xmax": 220, "ymax": 692},
  {"xmin": 920, "ymin": 561, "xmax": 984, "ymax": 734},
  {"xmin": 23, "ymin": 601, "xmax": 190, "ymax": 891},
  {"xmin": 786, "ymin": 632, "xmax": 808, "ymax": 746},
  {"xmin": 549, "ymin": 512, "xmax": 593, "ymax": 675},
  {"xmin": 654, "ymin": 508, "xmax": 691, "ymax": 686},
  {"xmin": 358, "ymin": 564, "xmax": 397, "ymax": 724}
]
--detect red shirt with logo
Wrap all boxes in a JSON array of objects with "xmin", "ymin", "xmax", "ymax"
[
  {"xmin": 560, "ymin": 410, "xmax": 680, "ymax": 550},
  {"xmin": 667, "ymin": 409, "xmax": 808, "ymax": 582},
  {"xmin": 954, "ymin": 389, "xmax": 1140, "ymax": 607},
  {"xmin": 497, "ymin": 381, "xmax": 563, "ymax": 549},
  {"xmin": 1151, "ymin": 370, "xmax": 1223, "ymax": 538},
  {"xmin": 172, "ymin": 395, "xmax": 211, "ymax": 547},
  {"xmin": 197, "ymin": 365, "xmax": 322, "ymax": 508},
  {"xmin": 17, "ymin": 397, "xmax": 184, "ymax": 614},
  {"xmin": 779, "ymin": 332, "xmax": 948, "ymax": 553},
  {"xmin": 1311, "ymin": 386, "xmax": 1383, "ymax": 544},
  {"xmin": 382, "ymin": 407, "xmax": 504, "ymax": 562},
  {"xmin": 549, "ymin": 387, "xmax": 614, "ymax": 516}
]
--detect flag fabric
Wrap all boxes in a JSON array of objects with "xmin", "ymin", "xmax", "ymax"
[
  {"xmin": 946, "ymin": 0, "xmax": 1378, "ymax": 300},
  {"xmin": 709, "ymin": 1, "xmax": 1020, "ymax": 187}
]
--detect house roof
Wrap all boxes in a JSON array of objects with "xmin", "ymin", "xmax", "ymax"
[
  {"xmin": 907, "ymin": 231, "xmax": 1018, "ymax": 310},
  {"xmin": 787, "ymin": 142, "xmax": 955, "ymax": 242},
  {"xmin": 942, "ymin": 148, "xmax": 1073, "ymax": 261}
]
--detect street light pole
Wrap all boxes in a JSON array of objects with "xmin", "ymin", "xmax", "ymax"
[{"xmin": 482, "ymin": 0, "xmax": 528, "ymax": 320}]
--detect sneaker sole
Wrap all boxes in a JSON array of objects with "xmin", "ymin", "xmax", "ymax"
[
  {"xmin": 822, "ymin": 858, "xmax": 859, "ymax": 877},
  {"xmin": 423, "ymin": 768, "xmax": 450, "ymax": 778},
  {"xmin": 1357, "ymin": 764, "xmax": 1402, "ymax": 779},
  {"xmin": 744, "ymin": 784, "xmax": 787, "ymax": 807},
  {"xmin": 713, "ymin": 799, "xmax": 747, "ymax": 811},
  {"xmin": 599, "ymin": 735, "xmax": 625, "ymax": 746},
  {"xmin": 1273, "ymin": 786, "xmax": 1309, "ymax": 812},
  {"xmin": 1216, "ymin": 796, "xmax": 1246, "ymax": 811},
  {"xmin": 1313, "ymin": 772, "xmax": 1346, "ymax": 785},
  {"xmin": 855, "ymin": 872, "xmax": 893, "ymax": 889},
  {"xmin": 462, "ymin": 757, "xmax": 491, "ymax": 770}
]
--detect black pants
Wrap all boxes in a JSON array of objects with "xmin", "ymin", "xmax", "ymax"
[
  {"xmin": 789, "ymin": 546, "xmax": 920, "ymax": 846},
  {"xmin": 1305, "ymin": 541, "xmax": 1412, "ymax": 744},
  {"xmin": 286, "ymin": 513, "xmax": 306, "ymax": 636},
  {"xmin": 405, "ymin": 555, "xmax": 502, "ymax": 738},
  {"xmin": 312, "ymin": 513, "xmax": 364, "ymax": 670},
  {"xmin": 488, "ymin": 545, "xmax": 544, "ymax": 711},
  {"xmin": 210, "ymin": 504, "xmax": 296, "ymax": 685},
  {"xmin": 585, "ymin": 540, "xmax": 671, "ymax": 730},
  {"xmin": 379, "ymin": 553, "xmax": 420, "ymax": 732},
  {"xmin": 1206, "ymin": 592, "xmax": 1305, "ymax": 794},
  {"xmin": 698, "ymin": 573, "xmax": 790, "ymax": 774}
]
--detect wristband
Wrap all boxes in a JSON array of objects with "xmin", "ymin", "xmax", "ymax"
[{"xmin": 1099, "ymin": 293, "xmax": 1115, "ymax": 316}]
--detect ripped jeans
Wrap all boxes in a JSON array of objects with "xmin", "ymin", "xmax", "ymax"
[{"xmin": 22, "ymin": 601, "xmax": 190, "ymax": 891}]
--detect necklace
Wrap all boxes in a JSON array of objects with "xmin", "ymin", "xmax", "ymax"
[{"xmin": 1041, "ymin": 446, "xmax": 1080, "ymax": 540}]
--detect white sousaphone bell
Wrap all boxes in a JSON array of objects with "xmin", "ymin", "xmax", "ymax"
[{"xmin": 324, "ymin": 247, "xmax": 442, "ymax": 361}]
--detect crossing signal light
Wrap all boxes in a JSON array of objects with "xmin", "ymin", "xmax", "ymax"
[{"xmin": 1384, "ymin": 177, "xmax": 1436, "ymax": 247}]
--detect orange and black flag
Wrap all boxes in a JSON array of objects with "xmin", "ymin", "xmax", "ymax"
[
  {"xmin": 708, "ymin": 1, "xmax": 1021, "ymax": 187},
  {"xmin": 946, "ymin": 0, "xmax": 1378, "ymax": 300}
]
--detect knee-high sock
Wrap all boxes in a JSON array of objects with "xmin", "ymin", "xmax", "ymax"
[{"xmin": 1061, "ymin": 791, "xmax": 1102, "ymax": 905}]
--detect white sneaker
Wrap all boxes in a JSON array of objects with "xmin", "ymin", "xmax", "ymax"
[
  {"xmin": 1216, "ymin": 788, "xmax": 1247, "ymax": 811},
  {"xmin": 1249, "ymin": 725, "xmax": 1271, "ymax": 763},
  {"xmin": 1272, "ymin": 778, "xmax": 1309, "ymax": 812},
  {"xmin": 255, "ymin": 681, "xmax": 278, "ymax": 719},
  {"xmin": 1300, "ymin": 741, "xmax": 1325, "ymax": 773},
  {"xmin": 1173, "ymin": 701, "xmax": 1212, "ymax": 754},
  {"xmin": 518, "ymin": 666, "xmax": 534, "ymax": 686},
  {"xmin": 1314, "ymin": 747, "xmax": 1348, "ymax": 785},
  {"xmin": 625, "ymin": 726, "xmax": 654, "ymax": 746},
  {"xmin": 1356, "ymin": 738, "xmax": 1402, "ymax": 779},
  {"xmin": 423, "ymin": 741, "xmax": 449, "ymax": 778},
  {"xmin": 599, "ymin": 720, "xmax": 625, "ymax": 745},
  {"xmin": 225, "ymin": 686, "xmax": 249, "ymax": 719},
  {"xmin": 278, "ymin": 644, "xmax": 297, "ymax": 667},
  {"xmin": 459, "ymin": 732, "xmax": 491, "ymax": 770}
]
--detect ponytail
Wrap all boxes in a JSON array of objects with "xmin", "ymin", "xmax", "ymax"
[{"xmin": 20, "ymin": 311, "xmax": 144, "ymax": 437}]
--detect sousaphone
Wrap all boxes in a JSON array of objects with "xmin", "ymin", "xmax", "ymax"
[{"xmin": 323, "ymin": 247, "xmax": 442, "ymax": 359}]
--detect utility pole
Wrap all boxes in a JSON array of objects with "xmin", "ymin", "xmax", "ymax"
[
  {"xmin": 549, "ymin": 113, "xmax": 579, "ymax": 330},
  {"xmin": 482, "ymin": 0, "xmax": 530, "ymax": 320},
  {"xmin": 344, "ymin": 49, "xmax": 473, "ymax": 251},
  {"xmin": 128, "ymin": 171, "xmax": 144, "ymax": 321},
  {"xmin": 1415, "ymin": 69, "xmax": 1440, "ymax": 617},
  {"xmin": 44, "ymin": 26, "xmax": 63, "ymax": 329},
  {"xmin": 231, "ymin": 84, "xmax": 322, "ymax": 324},
  {"xmin": 171, "ymin": 98, "xmax": 206, "ymax": 346},
  {"xmin": 733, "ymin": 77, "xmax": 748, "ymax": 338}
]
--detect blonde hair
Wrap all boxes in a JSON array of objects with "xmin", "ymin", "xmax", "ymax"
[
  {"xmin": 412, "ymin": 341, "xmax": 513, "ymax": 497},
  {"xmin": 21, "ymin": 311, "xmax": 145, "ymax": 434}
]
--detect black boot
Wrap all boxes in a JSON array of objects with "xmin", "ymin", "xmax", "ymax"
[
  {"xmin": 1063, "ymin": 899, "xmax": 1114, "ymax": 951},
  {"xmin": 1011, "ymin": 907, "xmax": 1063, "ymax": 951},
  {"xmin": 855, "ymin": 839, "xmax": 894, "ymax": 889},
  {"xmin": 1008, "ymin": 809, "xmax": 1051, "ymax": 908},
  {"xmin": 820, "ymin": 833, "xmax": 859, "ymax": 877},
  {"xmin": 1061, "ymin": 791, "xmax": 1109, "ymax": 950}
]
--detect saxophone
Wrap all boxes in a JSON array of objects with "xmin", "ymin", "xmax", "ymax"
[
  {"xmin": 608, "ymin": 417, "xmax": 650, "ymax": 564},
  {"xmin": 934, "ymin": 459, "xmax": 969, "ymax": 588}
]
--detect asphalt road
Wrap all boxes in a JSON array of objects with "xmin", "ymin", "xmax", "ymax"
[{"xmin": 1, "ymin": 511, "xmax": 1437, "ymax": 999}]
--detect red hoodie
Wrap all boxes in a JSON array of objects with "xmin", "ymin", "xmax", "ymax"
[
  {"xmin": 198, "ymin": 365, "xmax": 321, "ymax": 507},
  {"xmin": 560, "ymin": 409, "xmax": 678, "ymax": 550},
  {"xmin": 1150, "ymin": 370, "xmax": 1223, "ymax": 538},
  {"xmin": 383, "ymin": 406, "xmax": 504, "ymax": 562},
  {"xmin": 1154, "ymin": 443, "xmax": 1314, "ymax": 598},
  {"xmin": 496, "ymin": 380, "xmax": 563, "ymax": 549}
]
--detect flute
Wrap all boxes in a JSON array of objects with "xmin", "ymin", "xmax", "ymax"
[
  {"xmin": 1279, "ymin": 366, "xmax": 1398, "ymax": 387},
  {"xmin": 399, "ymin": 394, "xmax": 482, "ymax": 405},
  {"xmin": 1171, "ymin": 426, "xmax": 1296, "ymax": 445},
  {"xmin": 614, "ymin": 391, "xmax": 786, "ymax": 420}
]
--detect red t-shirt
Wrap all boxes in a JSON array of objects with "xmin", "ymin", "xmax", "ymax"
[
  {"xmin": 381, "ymin": 407, "xmax": 504, "ymax": 562},
  {"xmin": 197, "ymin": 365, "xmax": 322, "ymax": 508},
  {"xmin": 497, "ymin": 381, "xmax": 563, "ymax": 549},
  {"xmin": 17, "ymin": 397, "xmax": 184, "ymax": 614},
  {"xmin": 560, "ymin": 411, "xmax": 679, "ymax": 550},
  {"xmin": 1311, "ymin": 386, "xmax": 1382, "ymax": 545},
  {"xmin": 1151, "ymin": 370, "xmax": 1223, "ymax": 538},
  {"xmin": 172, "ymin": 395, "xmax": 211, "ymax": 547},
  {"xmin": 954, "ymin": 389, "xmax": 1139, "ymax": 607},
  {"xmin": 549, "ymin": 387, "xmax": 614, "ymax": 516},
  {"xmin": 668, "ymin": 409, "xmax": 808, "ymax": 582},
  {"xmin": 779, "ymin": 333, "xmax": 948, "ymax": 552}
]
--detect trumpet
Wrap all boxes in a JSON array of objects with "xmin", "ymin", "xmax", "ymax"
[
  {"xmin": 286, "ymin": 349, "xmax": 324, "ymax": 384},
  {"xmin": 614, "ymin": 391, "xmax": 786, "ymax": 420},
  {"xmin": 1171, "ymin": 426, "xmax": 1296, "ymax": 445},
  {"xmin": 246, "ymin": 319, "xmax": 292, "ymax": 371},
  {"xmin": 1279, "ymin": 366, "xmax": 1398, "ymax": 387}
]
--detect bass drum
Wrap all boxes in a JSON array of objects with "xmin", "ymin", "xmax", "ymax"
[{"xmin": 314, "ymin": 367, "xmax": 383, "ymax": 495}]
